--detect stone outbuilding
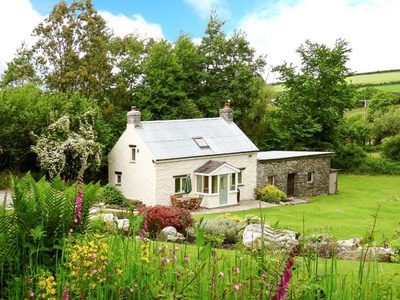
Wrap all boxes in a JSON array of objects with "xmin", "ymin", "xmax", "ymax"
[{"xmin": 257, "ymin": 151, "xmax": 338, "ymax": 197}]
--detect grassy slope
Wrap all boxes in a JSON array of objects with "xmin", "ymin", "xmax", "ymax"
[
  {"xmin": 271, "ymin": 70, "xmax": 400, "ymax": 93},
  {"xmin": 347, "ymin": 71, "xmax": 400, "ymax": 85},
  {"xmin": 195, "ymin": 175, "xmax": 400, "ymax": 242}
]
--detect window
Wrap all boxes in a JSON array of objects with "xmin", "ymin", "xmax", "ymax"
[
  {"xmin": 174, "ymin": 175, "xmax": 187, "ymax": 194},
  {"xmin": 193, "ymin": 137, "xmax": 209, "ymax": 148},
  {"xmin": 115, "ymin": 171, "xmax": 122, "ymax": 185},
  {"xmin": 196, "ymin": 175, "xmax": 217, "ymax": 194},
  {"xmin": 267, "ymin": 176, "xmax": 275, "ymax": 186},
  {"xmin": 307, "ymin": 172, "xmax": 314, "ymax": 183},
  {"xmin": 129, "ymin": 145, "xmax": 136, "ymax": 162},
  {"xmin": 230, "ymin": 173, "xmax": 236, "ymax": 191},
  {"xmin": 238, "ymin": 169, "xmax": 244, "ymax": 185}
]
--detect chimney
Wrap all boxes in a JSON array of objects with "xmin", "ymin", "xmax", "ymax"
[
  {"xmin": 219, "ymin": 100, "xmax": 233, "ymax": 123},
  {"xmin": 127, "ymin": 106, "xmax": 142, "ymax": 127}
]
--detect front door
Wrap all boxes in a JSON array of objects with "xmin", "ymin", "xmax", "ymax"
[
  {"xmin": 219, "ymin": 175, "xmax": 228, "ymax": 205},
  {"xmin": 287, "ymin": 173, "xmax": 295, "ymax": 197}
]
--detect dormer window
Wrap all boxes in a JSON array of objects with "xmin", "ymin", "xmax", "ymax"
[{"xmin": 193, "ymin": 137, "xmax": 209, "ymax": 149}]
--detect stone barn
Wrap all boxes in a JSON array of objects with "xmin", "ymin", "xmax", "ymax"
[{"xmin": 257, "ymin": 151, "xmax": 337, "ymax": 197}]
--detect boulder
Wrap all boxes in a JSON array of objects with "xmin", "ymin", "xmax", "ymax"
[
  {"xmin": 157, "ymin": 226, "xmax": 185, "ymax": 243},
  {"xmin": 337, "ymin": 247, "xmax": 393, "ymax": 262},
  {"xmin": 185, "ymin": 227, "xmax": 197, "ymax": 243},
  {"xmin": 116, "ymin": 219, "xmax": 130, "ymax": 231},
  {"xmin": 243, "ymin": 224, "xmax": 298, "ymax": 250},
  {"xmin": 337, "ymin": 238, "xmax": 361, "ymax": 253}
]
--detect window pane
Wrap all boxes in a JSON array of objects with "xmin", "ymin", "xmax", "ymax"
[
  {"xmin": 175, "ymin": 178, "xmax": 180, "ymax": 193},
  {"xmin": 197, "ymin": 175, "xmax": 203, "ymax": 193},
  {"xmin": 204, "ymin": 176, "xmax": 209, "ymax": 193},
  {"xmin": 117, "ymin": 174, "xmax": 121, "ymax": 184},
  {"xmin": 131, "ymin": 148, "xmax": 136, "ymax": 161},
  {"xmin": 182, "ymin": 178, "xmax": 186, "ymax": 191},
  {"xmin": 238, "ymin": 171, "xmax": 243, "ymax": 184},
  {"xmin": 230, "ymin": 173, "xmax": 236, "ymax": 191},
  {"xmin": 212, "ymin": 175, "xmax": 218, "ymax": 193}
]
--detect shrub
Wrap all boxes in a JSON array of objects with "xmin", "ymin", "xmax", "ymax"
[
  {"xmin": 100, "ymin": 184, "xmax": 126, "ymax": 206},
  {"xmin": 138, "ymin": 205, "xmax": 194, "ymax": 236},
  {"xmin": 382, "ymin": 134, "xmax": 400, "ymax": 161},
  {"xmin": 356, "ymin": 157, "xmax": 400, "ymax": 175},
  {"xmin": 200, "ymin": 217, "xmax": 241, "ymax": 244},
  {"xmin": 254, "ymin": 185, "xmax": 287, "ymax": 204}
]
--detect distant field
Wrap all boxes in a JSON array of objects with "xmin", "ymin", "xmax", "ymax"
[
  {"xmin": 344, "ymin": 107, "xmax": 364, "ymax": 118},
  {"xmin": 270, "ymin": 70, "xmax": 400, "ymax": 93},
  {"xmin": 347, "ymin": 70, "xmax": 400, "ymax": 85}
]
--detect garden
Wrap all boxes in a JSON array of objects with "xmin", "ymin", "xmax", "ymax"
[{"xmin": 1, "ymin": 173, "xmax": 399, "ymax": 299}]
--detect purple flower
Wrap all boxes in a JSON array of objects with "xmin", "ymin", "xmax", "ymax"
[
  {"xmin": 141, "ymin": 217, "xmax": 148, "ymax": 241},
  {"xmin": 273, "ymin": 252, "xmax": 295, "ymax": 300}
]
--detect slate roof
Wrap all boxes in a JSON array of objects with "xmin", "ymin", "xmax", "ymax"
[
  {"xmin": 257, "ymin": 151, "xmax": 334, "ymax": 161},
  {"xmin": 134, "ymin": 117, "xmax": 258, "ymax": 160},
  {"xmin": 194, "ymin": 160, "xmax": 225, "ymax": 174}
]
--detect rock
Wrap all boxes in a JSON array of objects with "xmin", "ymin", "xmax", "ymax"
[
  {"xmin": 116, "ymin": 219, "xmax": 130, "ymax": 230},
  {"xmin": 337, "ymin": 238, "xmax": 361, "ymax": 253},
  {"xmin": 185, "ymin": 227, "xmax": 197, "ymax": 243},
  {"xmin": 243, "ymin": 224, "xmax": 298, "ymax": 250},
  {"xmin": 157, "ymin": 226, "xmax": 185, "ymax": 243},
  {"xmin": 337, "ymin": 247, "xmax": 393, "ymax": 262},
  {"xmin": 102, "ymin": 214, "xmax": 116, "ymax": 222}
]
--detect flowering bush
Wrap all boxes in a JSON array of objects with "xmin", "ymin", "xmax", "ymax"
[
  {"xmin": 254, "ymin": 185, "xmax": 287, "ymax": 204},
  {"xmin": 138, "ymin": 205, "xmax": 194, "ymax": 236},
  {"xmin": 31, "ymin": 112, "xmax": 103, "ymax": 178}
]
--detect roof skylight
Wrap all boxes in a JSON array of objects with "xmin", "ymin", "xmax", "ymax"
[{"xmin": 193, "ymin": 137, "xmax": 209, "ymax": 148}]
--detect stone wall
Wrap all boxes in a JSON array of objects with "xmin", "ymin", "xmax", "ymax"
[{"xmin": 257, "ymin": 155, "xmax": 332, "ymax": 197}]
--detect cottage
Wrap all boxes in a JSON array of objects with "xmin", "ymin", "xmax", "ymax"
[
  {"xmin": 108, "ymin": 104, "xmax": 259, "ymax": 208},
  {"xmin": 257, "ymin": 151, "xmax": 337, "ymax": 197}
]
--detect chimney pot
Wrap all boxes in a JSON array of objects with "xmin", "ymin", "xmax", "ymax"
[{"xmin": 219, "ymin": 101, "xmax": 233, "ymax": 123}]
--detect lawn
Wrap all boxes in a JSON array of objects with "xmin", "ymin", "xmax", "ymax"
[{"xmin": 195, "ymin": 175, "xmax": 400, "ymax": 242}]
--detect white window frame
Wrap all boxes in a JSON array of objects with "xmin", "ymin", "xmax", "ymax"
[
  {"xmin": 174, "ymin": 175, "xmax": 187, "ymax": 194},
  {"xmin": 230, "ymin": 173, "xmax": 236, "ymax": 191},
  {"xmin": 238, "ymin": 169, "xmax": 244, "ymax": 185},
  {"xmin": 129, "ymin": 145, "xmax": 136, "ymax": 163},
  {"xmin": 267, "ymin": 175, "xmax": 275, "ymax": 186},
  {"xmin": 115, "ymin": 172, "xmax": 122, "ymax": 185},
  {"xmin": 196, "ymin": 175, "xmax": 218, "ymax": 195}
]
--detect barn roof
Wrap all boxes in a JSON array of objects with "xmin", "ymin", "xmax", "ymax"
[{"xmin": 257, "ymin": 151, "xmax": 334, "ymax": 161}]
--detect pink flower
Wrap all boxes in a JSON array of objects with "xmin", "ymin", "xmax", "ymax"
[
  {"xmin": 219, "ymin": 271, "xmax": 225, "ymax": 277},
  {"xmin": 29, "ymin": 291, "xmax": 34, "ymax": 297},
  {"xmin": 184, "ymin": 257, "xmax": 190, "ymax": 263},
  {"xmin": 273, "ymin": 252, "xmax": 295, "ymax": 300},
  {"xmin": 91, "ymin": 253, "xmax": 97, "ymax": 260},
  {"xmin": 158, "ymin": 246, "xmax": 163, "ymax": 251},
  {"xmin": 62, "ymin": 288, "xmax": 69, "ymax": 300},
  {"xmin": 69, "ymin": 228, "xmax": 74, "ymax": 233},
  {"xmin": 174, "ymin": 246, "xmax": 179, "ymax": 251},
  {"xmin": 234, "ymin": 284, "xmax": 241, "ymax": 291},
  {"xmin": 92, "ymin": 269, "xmax": 98, "ymax": 274}
]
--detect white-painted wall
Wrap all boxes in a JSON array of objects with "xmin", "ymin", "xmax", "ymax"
[
  {"xmin": 108, "ymin": 125, "xmax": 157, "ymax": 205},
  {"xmin": 154, "ymin": 153, "xmax": 257, "ymax": 207}
]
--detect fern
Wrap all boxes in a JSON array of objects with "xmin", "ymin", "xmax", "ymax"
[{"xmin": 0, "ymin": 173, "xmax": 100, "ymax": 294}]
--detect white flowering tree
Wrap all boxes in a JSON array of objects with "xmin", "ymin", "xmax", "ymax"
[{"xmin": 32, "ymin": 112, "xmax": 103, "ymax": 178}]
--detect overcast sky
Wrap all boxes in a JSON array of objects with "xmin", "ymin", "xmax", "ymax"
[{"xmin": 1, "ymin": 0, "xmax": 399, "ymax": 83}]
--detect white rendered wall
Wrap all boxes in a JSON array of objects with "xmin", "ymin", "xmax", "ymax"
[
  {"xmin": 108, "ymin": 125, "xmax": 156, "ymax": 205},
  {"xmin": 154, "ymin": 152, "xmax": 257, "ymax": 207}
]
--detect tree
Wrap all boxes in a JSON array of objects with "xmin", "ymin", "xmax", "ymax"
[
  {"xmin": 0, "ymin": 43, "xmax": 39, "ymax": 88},
  {"xmin": 138, "ymin": 39, "xmax": 202, "ymax": 120},
  {"xmin": 32, "ymin": 0, "xmax": 113, "ymax": 102},
  {"xmin": 272, "ymin": 39, "xmax": 355, "ymax": 150},
  {"xmin": 198, "ymin": 12, "xmax": 266, "ymax": 130}
]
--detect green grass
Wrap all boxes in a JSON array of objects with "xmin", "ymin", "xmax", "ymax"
[
  {"xmin": 347, "ymin": 71, "xmax": 400, "ymax": 85},
  {"xmin": 195, "ymin": 175, "xmax": 400, "ymax": 242},
  {"xmin": 372, "ymin": 83, "xmax": 400, "ymax": 93},
  {"xmin": 345, "ymin": 107, "xmax": 364, "ymax": 117}
]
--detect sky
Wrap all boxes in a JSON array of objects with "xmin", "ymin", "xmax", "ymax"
[{"xmin": 0, "ymin": 0, "xmax": 399, "ymax": 83}]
